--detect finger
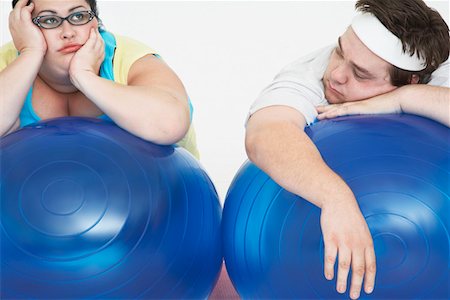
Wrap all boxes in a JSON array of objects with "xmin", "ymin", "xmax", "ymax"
[
  {"xmin": 317, "ymin": 109, "xmax": 339, "ymax": 120},
  {"xmin": 324, "ymin": 242, "xmax": 337, "ymax": 280},
  {"xmin": 23, "ymin": 2, "xmax": 34, "ymax": 14},
  {"xmin": 364, "ymin": 246, "xmax": 376, "ymax": 294},
  {"xmin": 15, "ymin": 0, "xmax": 29, "ymax": 9},
  {"xmin": 95, "ymin": 30, "xmax": 104, "ymax": 50},
  {"xmin": 83, "ymin": 28, "xmax": 96, "ymax": 48},
  {"xmin": 336, "ymin": 247, "xmax": 351, "ymax": 294},
  {"xmin": 349, "ymin": 249, "xmax": 365, "ymax": 299},
  {"xmin": 18, "ymin": 0, "xmax": 34, "ymax": 19},
  {"xmin": 316, "ymin": 105, "xmax": 329, "ymax": 113},
  {"xmin": 19, "ymin": 2, "xmax": 34, "ymax": 22},
  {"xmin": 317, "ymin": 112, "xmax": 330, "ymax": 120},
  {"xmin": 12, "ymin": 0, "xmax": 24, "ymax": 19}
]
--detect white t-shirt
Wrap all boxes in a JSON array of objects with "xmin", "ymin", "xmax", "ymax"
[{"xmin": 249, "ymin": 44, "xmax": 450, "ymax": 125}]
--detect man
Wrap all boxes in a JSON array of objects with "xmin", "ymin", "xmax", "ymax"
[{"xmin": 245, "ymin": 0, "xmax": 449, "ymax": 299}]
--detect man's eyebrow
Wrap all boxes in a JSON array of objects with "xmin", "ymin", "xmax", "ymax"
[
  {"xmin": 37, "ymin": 6, "xmax": 86, "ymax": 15},
  {"xmin": 352, "ymin": 62, "xmax": 374, "ymax": 78},
  {"xmin": 339, "ymin": 36, "xmax": 375, "ymax": 78}
]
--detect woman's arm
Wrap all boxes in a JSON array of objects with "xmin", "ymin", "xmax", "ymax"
[
  {"xmin": 69, "ymin": 29, "xmax": 190, "ymax": 144},
  {"xmin": 0, "ymin": 0, "xmax": 46, "ymax": 136},
  {"xmin": 317, "ymin": 84, "xmax": 450, "ymax": 127}
]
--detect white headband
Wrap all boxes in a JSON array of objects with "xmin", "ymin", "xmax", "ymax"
[{"xmin": 351, "ymin": 13, "xmax": 427, "ymax": 71}]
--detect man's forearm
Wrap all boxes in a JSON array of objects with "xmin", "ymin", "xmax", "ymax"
[
  {"xmin": 399, "ymin": 85, "xmax": 450, "ymax": 127},
  {"xmin": 246, "ymin": 120, "xmax": 356, "ymax": 208}
]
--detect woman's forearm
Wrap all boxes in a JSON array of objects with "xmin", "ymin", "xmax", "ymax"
[
  {"xmin": 72, "ymin": 71, "xmax": 190, "ymax": 144},
  {"xmin": 0, "ymin": 51, "xmax": 43, "ymax": 136}
]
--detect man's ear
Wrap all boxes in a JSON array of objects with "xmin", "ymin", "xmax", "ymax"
[{"xmin": 410, "ymin": 74, "xmax": 420, "ymax": 84}]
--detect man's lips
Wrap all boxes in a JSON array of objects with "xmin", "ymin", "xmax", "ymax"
[{"xmin": 59, "ymin": 44, "xmax": 82, "ymax": 54}]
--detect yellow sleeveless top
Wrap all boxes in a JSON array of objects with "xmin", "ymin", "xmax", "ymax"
[{"xmin": 0, "ymin": 34, "xmax": 199, "ymax": 159}]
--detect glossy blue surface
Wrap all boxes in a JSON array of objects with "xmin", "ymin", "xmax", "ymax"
[
  {"xmin": 1, "ymin": 117, "xmax": 222, "ymax": 299},
  {"xmin": 223, "ymin": 114, "xmax": 449, "ymax": 299}
]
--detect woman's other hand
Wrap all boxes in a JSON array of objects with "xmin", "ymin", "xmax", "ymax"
[
  {"xmin": 9, "ymin": 0, "xmax": 47, "ymax": 55},
  {"xmin": 69, "ymin": 27, "xmax": 105, "ymax": 88}
]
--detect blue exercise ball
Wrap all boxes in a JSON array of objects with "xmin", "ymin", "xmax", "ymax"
[
  {"xmin": 1, "ymin": 117, "xmax": 222, "ymax": 299},
  {"xmin": 223, "ymin": 114, "xmax": 449, "ymax": 299}
]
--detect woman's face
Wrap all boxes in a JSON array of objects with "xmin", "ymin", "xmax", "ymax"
[{"xmin": 31, "ymin": 0, "xmax": 98, "ymax": 73}]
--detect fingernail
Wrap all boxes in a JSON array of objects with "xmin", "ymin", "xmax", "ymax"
[
  {"xmin": 366, "ymin": 286, "xmax": 373, "ymax": 293},
  {"xmin": 338, "ymin": 285, "xmax": 346, "ymax": 293},
  {"xmin": 325, "ymin": 273, "xmax": 332, "ymax": 280},
  {"xmin": 352, "ymin": 292, "xmax": 359, "ymax": 299}
]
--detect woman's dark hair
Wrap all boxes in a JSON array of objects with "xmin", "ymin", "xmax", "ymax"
[
  {"xmin": 12, "ymin": 0, "xmax": 99, "ymax": 17},
  {"xmin": 355, "ymin": 0, "xmax": 449, "ymax": 85}
]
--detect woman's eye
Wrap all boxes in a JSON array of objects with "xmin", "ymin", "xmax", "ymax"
[
  {"xmin": 70, "ymin": 12, "xmax": 88, "ymax": 22},
  {"xmin": 41, "ymin": 17, "xmax": 59, "ymax": 24}
]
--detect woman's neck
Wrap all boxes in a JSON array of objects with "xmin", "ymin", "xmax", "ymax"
[{"xmin": 38, "ymin": 70, "xmax": 78, "ymax": 94}]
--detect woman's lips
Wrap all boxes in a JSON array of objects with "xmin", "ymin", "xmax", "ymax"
[{"xmin": 59, "ymin": 44, "xmax": 82, "ymax": 54}]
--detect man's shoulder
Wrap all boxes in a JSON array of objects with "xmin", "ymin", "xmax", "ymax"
[{"xmin": 429, "ymin": 58, "xmax": 449, "ymax": 87}]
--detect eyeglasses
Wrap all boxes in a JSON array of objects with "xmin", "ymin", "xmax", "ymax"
[{"xmin": 32, "ymin": 11, "xmax": 96, "ymax": 29}]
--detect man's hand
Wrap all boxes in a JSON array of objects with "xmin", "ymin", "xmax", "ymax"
[
  {"xmin": 316, "ymin": 90, "xmax": 402, "ymax": 120},
  {"xmin": 9, "ymin": 0, "xmax": 47, "ymax": 55},
  {"xmin": 69, "ymin": 28, "xmax": 105, "ymax": 89},
  {"xmin": 320, "ymin": 195, "xmax": 376, "ymax": 299}
]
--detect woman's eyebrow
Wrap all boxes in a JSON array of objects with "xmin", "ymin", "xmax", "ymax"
[
  {"xmin": 69, "ymin": 6, "xmax": 85, "ymax": 12},
  {"xmin": 36, "ymin": 9, "xmax": 57, "ymax": 15},
  {"xmin": 36, "ymin": 6, "xmax": 86, "ymax": 15}
]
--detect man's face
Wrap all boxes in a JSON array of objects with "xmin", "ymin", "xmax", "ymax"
[{"xmin": 322, "ymin": 27, "xmax": 397, "ymax": 104}]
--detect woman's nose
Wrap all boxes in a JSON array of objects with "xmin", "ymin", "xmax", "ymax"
[{"xmin": 60, "ymin": 21, "xmax": 76, "ymax": 40}]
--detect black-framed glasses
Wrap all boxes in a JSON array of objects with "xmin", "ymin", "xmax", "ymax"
[{"xmin": 32, "ymin": 11, "xmax": 96, "ymax": 29}]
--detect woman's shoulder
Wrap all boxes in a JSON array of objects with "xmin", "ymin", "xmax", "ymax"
[
  {"xmin": 0, "ymin": 42, "xmax": 19, "ymax": 71},
  {"xmin": 110, "ymin": 33, "xmax": 160, "ymax": 84},
  {"xmin": 112, "ymin": 33, "xmax": 158, "ymax": 55}
]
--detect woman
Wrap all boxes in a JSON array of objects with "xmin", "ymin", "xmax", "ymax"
[{"xmin": 0, "ymin": 0, "xmax": 199, "ymax": 158}]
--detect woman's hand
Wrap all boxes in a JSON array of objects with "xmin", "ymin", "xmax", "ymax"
[
  {"xmin": 9, "ymin": 0, "xmax": 47, "ymax": 55},
  {"xmin": 317, "ymin": 90, "xmax": 402, "ymax": 120},
  {"xmin": 69, "ymin": 28, "xmax": 105, "ymax": 88}
]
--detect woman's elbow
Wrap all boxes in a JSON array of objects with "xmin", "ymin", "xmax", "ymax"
[{"xmin": 137, "ymin": 104, "xmax": 190, "ymax": 145}]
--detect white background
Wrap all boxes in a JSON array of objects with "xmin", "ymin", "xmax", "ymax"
[{"xmin": 1, "ymin": 1, "xmax": 448, "ymax": 203}]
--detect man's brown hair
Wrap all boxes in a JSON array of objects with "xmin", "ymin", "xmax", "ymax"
[{"xmin": 355, "ymin": 0, "xmax": 449, "ymax": 85}]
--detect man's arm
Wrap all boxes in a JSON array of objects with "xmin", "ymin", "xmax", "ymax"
[
  {"xmin": 246, "ymin": 105, "xmax": 376, "ymax": 300},
  {"xmin": 317, "ymin": 85, "xmax": 450, "ymax": 127}
]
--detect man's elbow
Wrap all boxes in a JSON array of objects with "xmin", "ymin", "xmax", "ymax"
[{"xmin": 245, "ymin": 128, "xmax": 266, "ymax": 165}]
